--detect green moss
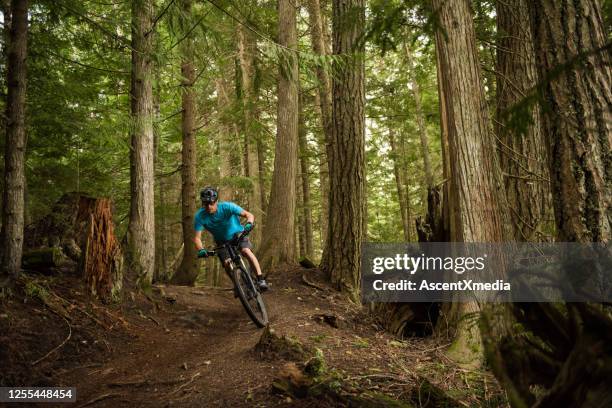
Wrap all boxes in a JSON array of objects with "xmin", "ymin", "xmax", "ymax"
[
  {"xmin": 352, "ymin": 337, "xmax": 370, "ymax": 348},
  {"xmin": 304, "ymin": 348, "xmax": 327, "ymax": 377},
  {"xmin": 24, "ymin": 281, "xmax": 49, "ymax": 302},
  {"xmin": 310, "ymin": 334, "xmax": 327, "ymax": 343}
]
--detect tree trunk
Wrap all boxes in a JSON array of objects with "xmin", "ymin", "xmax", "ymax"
[
  {"xmin": 432, "ymin": 0, "xmax": 510, "ymax": 366},
  {"xmin": 435, "ymin": 35, "xmax": 455, "ymax": 241},
  {"xmin": 216, "ymin": 75, "xmax": 234, "ymax": 202},
  {"xmin": 388, "ymin": 130, "xmax": 411, "ymax": 242},
  {"xmin": 127, "ymin": 0, "xmax": 156, "ymax": 287},
  {"xmin": 529, "ymin": 0, "xmax": 611, "ymax": 243},
  {"xmin": 1, "ymin": 0, "xmax": 28, "ymax": 279},
  {"xmin": 237, "ymin": 24, "xmax": 264, "ymax": 245},
  {"xmin": 0, "ymin": 0, "xmax": 10, "ymax": 243},
  {"xmin": 257, "ymin": 139, "xmax": 267, "ymax": 215},
  {"xmin": 153, "ymin": 67, "xmax": 168, "ymax": 283},
  {"xmin": 296, "ymin": 170, "xmax": 305, "ymax": 259},
  {"xmin": 482, "ymin": 5, "xmax": 612, "ymax": 405},
  {"xmin": 496, "ymin": 0, "xmax": 553, "ymax": 242},
  {"xmin": 322, "ymin": 0, "xmax": 366, "ymax": 297},
  {"xmin": 314, "ymin": 92, "xmax": 329, "ymax": 257},
  {"xmin": 298, "ymin": 96, "xmax": 314, "ymax": 259},
  {"xmin": 306, "ymin": 0, "xmax": 333, "ymax": 251},
  {"xmin": 398, "ymin": 131, "xmax": 414, "ymax": 242},
  {"xmin": 403, "ymin": 41, "xmax": 434, "ymax": 189},
  {"xmin": 157, "ymin": 174, "xmax": 168, "ymax": 281},
  {"xmin": 258, "ymin": 0, "xmax": 299, "ymax": 271},
  {"xmin": 173, "ymin": 0, "xmax": 198, "ymax": 285}
]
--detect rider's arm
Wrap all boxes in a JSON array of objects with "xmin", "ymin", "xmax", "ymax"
[
  {"xmin": 240, "ymin": 209, "xmax": 255, "ymax": 224},
  {"xmin": 194, "ymin": 230, "xmax": 204, "ymax": 250}
]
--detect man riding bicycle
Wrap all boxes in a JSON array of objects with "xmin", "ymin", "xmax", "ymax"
[{"xmin": 194, "ymin": 187, "xmax": 268, "ymax": 291}]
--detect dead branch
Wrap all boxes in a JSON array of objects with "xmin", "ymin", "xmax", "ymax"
[{"xmin": 31, "ymin": 315, "xmax": 72, "ymax": 365}]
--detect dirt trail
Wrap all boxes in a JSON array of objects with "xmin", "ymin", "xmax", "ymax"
[
  {"xmin": 58, "ymin": 266, "xmax": 366, "ymax": 407},
  {"xmin": 1, "ymin": 266, "xmax": 506, "ymax": 407}
]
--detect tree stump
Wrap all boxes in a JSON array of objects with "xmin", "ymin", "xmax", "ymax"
[
  {"xmin": 373, "ymin": 186, "xmax": 446, "ymax": 338},
  {"xmin": 80, "ymin": 198, "xmax": 123, "ymax": 303}
]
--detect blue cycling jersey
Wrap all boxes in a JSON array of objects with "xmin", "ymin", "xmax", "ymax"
[{"xmin": 194, "ymin": 202, "xmax": 245, "ymax": 243}]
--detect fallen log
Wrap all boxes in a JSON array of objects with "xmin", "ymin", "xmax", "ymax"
[{"xmin": 22, "ymin": 247, "xmax": 66, "ymax": 269}]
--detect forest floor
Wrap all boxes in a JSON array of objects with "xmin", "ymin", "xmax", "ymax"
[{"xmin": 1, "ymin": 265, "xmax": 508, "ymax": 407}]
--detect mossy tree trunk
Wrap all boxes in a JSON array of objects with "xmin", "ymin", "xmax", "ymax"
[{"xmin": 432, "ymin": 0, "xmax": 510, "ymax": 366}]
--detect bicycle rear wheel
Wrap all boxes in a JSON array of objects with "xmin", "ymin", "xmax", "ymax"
[{"xmin": 232, "ymin": 260, "xmax": 268, "ymax": 328}]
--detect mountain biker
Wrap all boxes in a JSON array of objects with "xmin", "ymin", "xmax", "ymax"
[{"xmin": 193, "ymin": 187, "xmax": 268, "ymax": 291}]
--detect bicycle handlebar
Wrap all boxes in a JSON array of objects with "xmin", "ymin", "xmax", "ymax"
[{"xmin": 202, "ymin": 226, "xmax": 252, "ymax": 257}]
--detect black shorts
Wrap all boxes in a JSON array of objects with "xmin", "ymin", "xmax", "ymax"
[{"xmin": 216, "ymin": 237, "xmax": 253, "ymax": 263}]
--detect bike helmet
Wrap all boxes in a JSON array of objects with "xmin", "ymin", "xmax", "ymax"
[{"xmin": 200, "ymin": 186, "xmax": 218, "ymax": 204}]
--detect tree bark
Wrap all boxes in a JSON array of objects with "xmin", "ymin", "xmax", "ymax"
[
  {"xmin": 306, "ymin": 0, "xmax": 333, "ymax": 250},
  {"xmin": 433, "ymin": 0, "xmax": 508, "ymax": 244},
  {"xmin": 127, "ymin": 0, "xmax": 156, "ymax": 287},
  {"xmin": 435, "ymin": 35, "xmax": 454, "ymax": 241},
  {"xmin": 153, "ymin": 69, "xmax": 168, "ymax": 282},
  {"xmin": 237, "ymin": 24, "xmax": 264, "ymax": 245},
  {"xmin": 432, "ymin": 0, "xmax": 510, "ymax": 366},
  {"xmin": 82, "ymin": 198, "xmax": 124, "ymax": 303},
  {"xmin": 314, "ymin": 92, "xmax": 329, "ymax": 256},
  {"xmin": 496, "ymin": 0, "xmax": 552, "ymax": 242},
  {"xmin": 321, "ymin": 0, "xmax": 366, "ymax": 297},
  {"xmin": 1, "ymin": 0, "xmax": 28, "ymax": 279},
  {"xmin": 0, "ymin": 1, "xmax": 10, "ymax": 240},
  {"xmin": 258, "ymin": 0, "xmax": 299, "ymax": 271},
  {"xmin": 298, "ymin": 96, "xmax": 314, "ymax": 259},
  {"xmin": 528, "ymin": 0, "xmax": 611, "ymax": 243},
  {"xmin": 297, "ymin": 168, "xmax": 306, "ymax": 259},
  {"xmin": 173, "ymin": 0, "xmax": 198, "ymax": 285}
]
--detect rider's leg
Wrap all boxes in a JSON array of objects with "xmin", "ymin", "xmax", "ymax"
[{"xmin": 240, "ymin": 247, "xmax": 262, "ymax": 277}]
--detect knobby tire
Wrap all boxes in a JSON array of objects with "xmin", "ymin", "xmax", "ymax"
[{"xmin": 232, "ymin": 260, "xmax": 268, "ymax": 328}]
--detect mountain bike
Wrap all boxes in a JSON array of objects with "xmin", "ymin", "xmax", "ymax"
[{"xmin": 207, "ymin": 229, "xmax": 269, "ymax": 328}]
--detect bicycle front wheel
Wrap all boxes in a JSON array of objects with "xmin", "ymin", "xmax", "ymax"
[{"xmin": 232, "ymin": 262, "xmax": 268, "ymax": 328}]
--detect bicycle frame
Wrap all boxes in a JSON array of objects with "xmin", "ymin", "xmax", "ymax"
[
  {"xmin": 205, "ymin": 228, "xmax": 268, "ymax": 327},
  {"xmin": 208, "ymin": 229, "xmax": 250, "ymax": 266}
]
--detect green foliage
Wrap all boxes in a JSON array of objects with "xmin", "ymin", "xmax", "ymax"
[{"xmin": 0, "ymin": 0, "xmax": 443, "ymax": 275}]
